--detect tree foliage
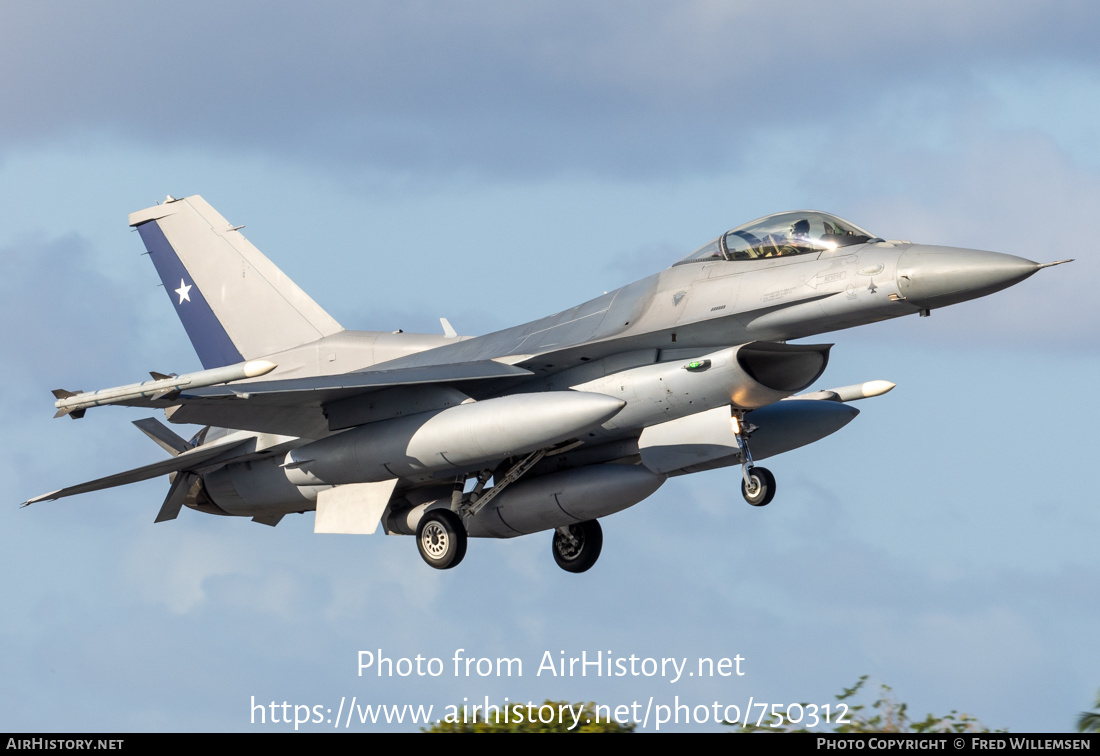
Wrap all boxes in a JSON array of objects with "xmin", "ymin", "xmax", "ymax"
[
  {"xmin": 1077, "ymin": 690, "xmax": 1100, "ymax": 732},
  {"xmin": 422, "ymin": 682, "xmax": 1100, "ymax": 732},
  {"xmin": 422, "ymin": 699, "xmax": 635, "ymax": 733},
  {"xmin": 731, "ymin": 676, "xmax": 998, "ymax": 733}
]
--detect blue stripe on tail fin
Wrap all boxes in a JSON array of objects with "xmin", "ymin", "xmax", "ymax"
[
  {"xmin": 136, "ymin": 220, "xmax": 245, "ymax": 369},
  {"xmin": 128, "ymin": 196, "xmax": 343, "ymax": 366}
]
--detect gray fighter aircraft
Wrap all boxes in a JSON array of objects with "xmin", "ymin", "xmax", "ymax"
[{"xmin": 24, "ymin": 196, "xmax": 1071, "ymax": 572}]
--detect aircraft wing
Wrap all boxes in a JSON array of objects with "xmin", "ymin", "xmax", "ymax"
[
  {"xmin": 23, "ymin": 437, "xmax": 252, "ymax": 505},
  {"xmin": 181, "ymin": 359, "xmax": 532, "ymax": 399},
  {"xmin": 144, "ymin": 359, "xmax": 534, "ymax": 438}
]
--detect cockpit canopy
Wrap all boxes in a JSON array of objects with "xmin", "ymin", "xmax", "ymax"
[{"xmin": 676, "ymin": 211, "xmax": 880, "ymax": 265}]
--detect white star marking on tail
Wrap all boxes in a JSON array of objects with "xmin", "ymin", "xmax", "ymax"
[{"xmin": 175, "ymin": 279, "xmax": 192, "ymax": 304}]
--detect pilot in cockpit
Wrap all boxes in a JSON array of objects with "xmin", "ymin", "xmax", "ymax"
[{"xmin": 762, "ymin": 218, "xmax": 810, "ymax": 257}]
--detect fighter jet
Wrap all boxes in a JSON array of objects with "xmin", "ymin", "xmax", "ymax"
[{"xmin": 23, "ymin": 196, "xmax": 1071, "ymax": 572}]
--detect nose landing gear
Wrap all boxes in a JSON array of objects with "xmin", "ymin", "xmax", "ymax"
[
  {"xmin": 733, "ymin": 410, "xmax": 776, "ymax": 507},
  {"xmin": 741, "ymin": 466, "xmax": 776, "ymax": 507}
]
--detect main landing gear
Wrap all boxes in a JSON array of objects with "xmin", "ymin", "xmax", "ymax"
[
  {"xmin": 416, "ymin": 509, "xmax": 467, "ymax": 570},
  {"xmin": 415, "ymin": 448, "xmax": 549, "ymax": 570},
  {"xmin": 552, "ymin": 520, "xmax": 603, "ymax": 573},
  {"xmin": 415, "ymin": 510, "xmax": 606, "ymax": 574},
  {"xmin": 733, "ymin": 410, "xmax": 776, "ymax": 507}
]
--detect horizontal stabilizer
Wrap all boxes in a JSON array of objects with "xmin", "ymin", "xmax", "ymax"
[
  {"xmin": 22, "ymin": 437, "xmax": 250, "ymax": 506},
  {"xmin": 133, "ymin": 417, "xmax": 191, "ymax": 456}
]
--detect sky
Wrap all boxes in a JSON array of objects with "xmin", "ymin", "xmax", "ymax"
[{"xmin": 1, "ymin": 1, "xmax": 1098, "ymax": 733}]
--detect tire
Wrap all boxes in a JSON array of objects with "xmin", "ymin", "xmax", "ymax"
[
  {"xmin": 416, "ymin": 510, "xmax": 467, "ymax": 570},
  {"xmin": 552, "ymin": 519, "xmax": 603, "ymax": 573},
  {"xmin": 741, "ymin": 466, "xmax": 776, "ymax": 507}
]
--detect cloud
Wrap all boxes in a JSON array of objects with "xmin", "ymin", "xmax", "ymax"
[
  {"xmin": 3, "ymin": 1, "xmax": 1098, "ymax": 733},
  {"xmin": 3, "ymin": 2, "xmax": 1100, "ymax": 179}
]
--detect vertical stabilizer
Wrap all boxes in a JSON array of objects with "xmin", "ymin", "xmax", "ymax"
[{"xmin": 129, "ymin": 196, "xmax": 343, "ymax": 368}]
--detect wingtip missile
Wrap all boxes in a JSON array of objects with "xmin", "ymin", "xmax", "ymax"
[
  {"xmin": 242, "ymin": 360, "xmax": 278, "ymax": 378},
  {"xmin": 51, "ymin": 360, "xmax": 278, "ymax": 417}
]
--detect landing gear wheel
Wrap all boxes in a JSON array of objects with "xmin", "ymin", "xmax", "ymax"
[
  {"xmin": 552, "ymin": 520, "xmax": 603, "ymax": 573},
  {"xmin": 416, "ymin": 510, "xmax": 467, "ymax": 570},
  {"xmin": 742, "ymin": 466, "xmax": 776, "ymax": 507}
]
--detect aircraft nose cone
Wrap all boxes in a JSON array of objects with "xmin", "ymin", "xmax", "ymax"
[{"xmin": 896, "ymin": 245, "xmax": 1041, "ymax": 310}]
